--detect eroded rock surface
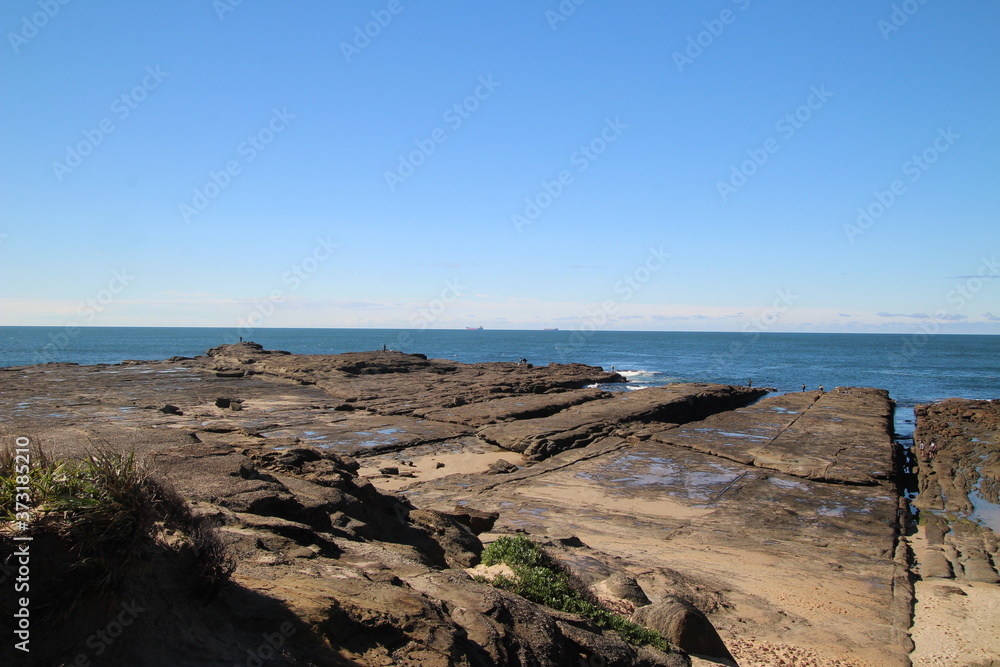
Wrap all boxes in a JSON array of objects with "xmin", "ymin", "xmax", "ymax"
[
  {"xmin": 0, "ymin": 346, "xmax": 692, "ymax": 666},
  {"xmin": 402, "ymin": 390, "xmax": 913, "ymax": 667},
  {"xmin": 0, "ymin": 345, "xmax": 918, "ymax": 665},
  {"xmin": 911, "ymin": 399, "xmax": 1000, "ymax": 584}
]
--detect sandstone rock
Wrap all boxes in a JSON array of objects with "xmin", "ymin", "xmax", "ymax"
[
  {"xmin": 913, "ymin": 398, "xmax": 1000, "ymax": 586},
  {"xmin": 632, "ymin": 596, "xmax": 734, "ymax": 663},
  {"xmin": 479, "ymin": 384, "xmax": 765, "ymax": 460},
  {"xmin": 650, "ymin": 388, "xmax": 895, "ymax": 485},
  {"xmin": 595, "ymin": 572, "xmax": 652, "ymax": 607},
  {"xmin": 487, "ymin": 458, "xmax": 520, "ymax": 474},
  {"xmin": 920, "ymin": 549, "xmax": 954, "ymax": 579},
  {"xmin": 407, "ymin": 508, "xmax": 483, "ymax": 568},
  {"xmin": 447, "ymin": 507, "xmax": 500, "ymax": 534},
  {"xmin": 0, "ymin": 343, "xmax": 933, "ymax": 666}
]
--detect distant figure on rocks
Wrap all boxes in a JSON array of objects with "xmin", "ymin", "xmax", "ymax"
[
  {"xmin": 383, "ymin": 344, "xmax": 387, "ymax": 352},
  {"xmin": 747, "ymin": 379, "xmax": 753, "ymax": 388},
  {"xmin": 611, "ymin": 365, "xmax": 615, "ymax": 372},
  {"xmin": 818, "ymin": 385, "xmax": 825, "ymax": 393},
  {"xmin": 239, "ymin": 336, "xmax": 243, "ymax": 343},
  {"xmin": 801, "ymin": 383, "xmax": 806, "ymax": 392}
]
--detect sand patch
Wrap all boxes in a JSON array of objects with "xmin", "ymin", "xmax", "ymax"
[
  {"xmin": 513, "ymin": 479, "xmax": 715, "ymax": 521},
  {"xmin": 909, "ymin": 579, "xmax": 1000, "ymax": 665},
  {"xmin": 361, "ymin": 444, "xmax": 527, "ymax": 492}
]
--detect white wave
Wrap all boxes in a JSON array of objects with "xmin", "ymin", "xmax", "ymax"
[{"xmin": 616, "ymin": 369, "xmax": 662, "ymax": 378}]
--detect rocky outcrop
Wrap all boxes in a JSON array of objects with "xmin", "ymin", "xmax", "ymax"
[
  {"xmin": 0, "ymin": 344, "xmax": 922, "ymax": 666},
  {"xmin": 478, "ymin": 384, "xmax": 766, "ymax": 460},
  {"xmin": 0, "ymin": 345, "xmax": 696, "ymax": 666},
  {"xmin": 912, "ymin": 398, "xmax": 1000, "ymax": 584},
  {"xmin": 648, "ymin": 388, "xmax": 896, "ymax": 485}
]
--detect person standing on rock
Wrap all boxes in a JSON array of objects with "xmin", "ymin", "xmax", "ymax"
[
  {"xmin": 747, "ymin": 379, "xmax": 753, "ymax": 388},
  {"xmin": 818, "ymin": 385, "xmax": 824, "ymax": 393},
  {"xmin": 802, "ymin": 383, "xmax": 806, "ymax": 392}
]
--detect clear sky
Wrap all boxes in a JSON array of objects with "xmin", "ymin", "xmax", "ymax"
[{"xmin": 2, "ymin": 0, "xmax": 998, "ymax": 334}]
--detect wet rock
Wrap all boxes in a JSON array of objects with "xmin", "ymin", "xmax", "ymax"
[
  {"xmin": 913, "ymin": 398, "xmax": 1000, "ymax": 585},
  {"xmin": 160, "ymin": 403, "xmax": 183, "ymax": 415},
  {"xmin": 650, "ymin": 388, "xmax": 895, "ymax": 485}
]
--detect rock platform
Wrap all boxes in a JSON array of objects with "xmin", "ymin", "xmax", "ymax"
[{"xmin": 0, "ymin": 344, "xmax": 931, "ymax": 666}]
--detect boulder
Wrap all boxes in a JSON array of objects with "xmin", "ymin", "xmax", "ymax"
[
  {"xmin": 407, "ymin": 508, "xmax": 483, "ymax": 568},
  {"xmin": 446, "ymin": 507, "xmax": 500, "ymax": 534},
  {"xmin": 632, "ymin": 596, "xmax": 734, "ymax": 663},
  {"xmin": 487, "ymin": 459, "xmax": 520, "ymax": 474},
  {"xmin": 595, "ymin": 573, "xmax": 652, "ymax": 607}
]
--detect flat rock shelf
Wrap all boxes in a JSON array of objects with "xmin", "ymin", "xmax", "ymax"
[{"xmin": 1, "ymin": 343, "xmax": 995, "ymax": 666}]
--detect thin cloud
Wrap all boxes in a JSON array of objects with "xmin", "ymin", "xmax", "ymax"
[{"xmin": 877, "ymin": 312, "xmax": 931, "ymax": 319}]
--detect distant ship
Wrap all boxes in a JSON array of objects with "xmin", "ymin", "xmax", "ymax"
[
  {"xmin": 465, "ymin": 326, "xmax": 484, "ymax": 331},
  {"xmin": 542, "ymin": 328, "xmax": 559, "ymax": 331}
]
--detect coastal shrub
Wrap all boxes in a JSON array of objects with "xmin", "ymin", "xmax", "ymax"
[
  {"xmin": 0, "ymin": 444, "xmax": 234, "ymax": 598},
  {"xmin": 479, "ymin": 535, "xmax": 676, "ymax": 653}
]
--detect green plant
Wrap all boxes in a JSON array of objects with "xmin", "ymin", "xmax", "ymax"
[
  {"xmin": 0, "ymin": 443, "xmax": 233, "ymax": 598},
  {"xmin": 479, "ymin": 536, "xmax": 676, "ymax": 653},
  {"xmin": 481, "ymin": 533, "xmax": 548, "ymax": 568}
]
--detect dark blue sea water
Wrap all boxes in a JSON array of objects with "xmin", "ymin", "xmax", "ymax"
[{"xmin": 2, "ymin": 327, "xmax": 997, "ymax": 415}]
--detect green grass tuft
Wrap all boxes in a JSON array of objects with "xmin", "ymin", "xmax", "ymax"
[
  {"xmin": 1, "ymin": 443, "xmax": 234, "ymax": 599},
  {"xmin": 479, "ymin": 535, "xmax": 676, "ymax": 653}
]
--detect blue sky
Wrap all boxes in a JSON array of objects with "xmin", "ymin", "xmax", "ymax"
[{"xmin": 1, "ymin": 0, "xmax": 998, "ymax": 334}]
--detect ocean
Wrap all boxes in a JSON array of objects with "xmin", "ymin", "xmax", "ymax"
[{"xmin": 2, "ymin": 327, "xmax": 997, "ymax": 435}]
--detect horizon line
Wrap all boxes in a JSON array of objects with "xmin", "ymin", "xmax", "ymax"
[{"xmin": 0, "ymin": 324, "xmax": 997, "ymax": 337}]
